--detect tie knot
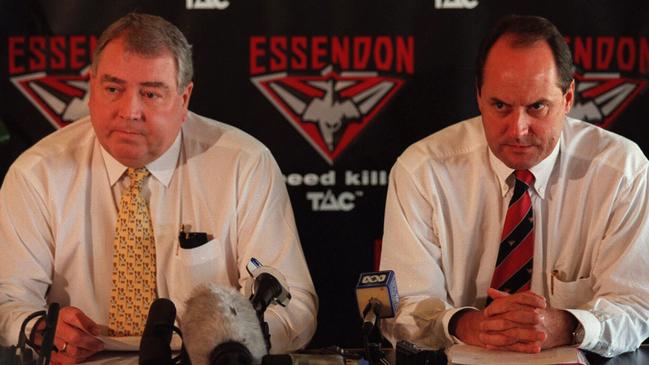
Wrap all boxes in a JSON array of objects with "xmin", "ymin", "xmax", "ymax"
[
  {"xmin": 127, "ymin": 168, "xmax": 150, "ymax": 187},
  {"xmin": 514, "ymin": 170, "xmax": 535, "ymax": 187}
]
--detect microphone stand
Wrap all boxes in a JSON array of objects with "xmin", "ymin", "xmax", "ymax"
[
  {"xmin": 254, "ymin": 310, "xmax": 272, "ymax": 354},
  {"xmin": 250, "ymin": 273, "xmax": 283, "ymax": 352},
  {"xmin": 38, "ymin": 303, "xmax": 59, "ymax": 365},
  {"xmin": 362, "ymin": 301, "xmax": 387, "ymax": 365}
]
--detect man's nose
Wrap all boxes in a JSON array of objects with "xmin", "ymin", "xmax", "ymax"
[
  {"xmin": 117, "ymin": 91, "xmax": 143, "ymax": 121},
  {"xmin": 508, "ymin": 108, "xmax": 530, "ymax": 137}
]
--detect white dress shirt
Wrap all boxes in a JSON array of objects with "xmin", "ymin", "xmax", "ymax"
[
  {"xmin": 380, "ymin": 116, "xmax": 649, "ymax": 357},
  {"xmin": 0, "ymin": 112, "xmax": 318, "ymax": 353}
]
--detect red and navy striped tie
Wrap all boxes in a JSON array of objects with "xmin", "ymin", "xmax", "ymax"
[{"xmin": 490, "ymin": 170, "xmax": 535, "ymax": 296}]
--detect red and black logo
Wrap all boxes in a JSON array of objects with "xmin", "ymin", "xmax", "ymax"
[
  {"xmin": 566, "ymin": 36, "xmax": 649, "ymax": 128},
  {"xmin": 8, "ymin": 35, "xmax": 95, "ymax": 129},
  {"xmin": 250, "ymin": 36, "xmax": 414, "ymax": 164},
  {"xmin": 570, "ymin": 71, "xmax": 647, "ymax": 129}
]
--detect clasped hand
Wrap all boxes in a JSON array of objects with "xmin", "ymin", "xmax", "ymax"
[{"xmin": 453, "ymin": 288, "xmax": 576, "ymax": 353}]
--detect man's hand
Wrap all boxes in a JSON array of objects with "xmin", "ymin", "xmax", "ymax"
[
  {"xmin": 32, "ymin": 306, "xmax": 104, "ymax": 364},
  {"xmin": 480, "ymin": 288, "xmax": 548, "ymax": 352},
  {"xmin": 450, "ymin": 288, "xmax": 577, "ymax": 353}
]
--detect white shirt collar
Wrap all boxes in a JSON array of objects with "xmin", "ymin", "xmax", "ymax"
[
  {"xmin": 488, "ymin": 133, "xmax": 561, "ymax": 200},
  {"xmin": 101, "ymin": 131, "xmax": 182, "ymax": 187}
]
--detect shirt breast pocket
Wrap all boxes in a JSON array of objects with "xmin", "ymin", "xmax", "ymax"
[
  {"xmin": 547, "ymin": 271, "xmax": 594, "ymax": 309},
  {"xmin": 177, "ymin": 238, "xmax": 221, "ymax": 278}
]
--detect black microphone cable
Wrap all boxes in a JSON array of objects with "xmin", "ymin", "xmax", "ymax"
[
  {"xmin": 7, "ymin": 303, "xmax": 60, "ymax": 365},
  {"xmin": 361, "ymin": 300, "xmax": 389, "ymax": 365},
  {"xmin": 16, "ymin": 309, "xmax": 46, "ymax": 365}
]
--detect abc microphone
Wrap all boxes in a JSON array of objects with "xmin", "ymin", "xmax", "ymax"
[
  {"xmin": 356, "ymin": 270, "xmax": 399, "ymax": 328},
  {"xmin": 139, "ymin": 298, "xmax": 177, "ymax": 365},
  {"xmin": 356, "ymin": 270, "xmax": 399, "ymax": 365},
  {"xmin": 181, "ymin": 283, "xmax": 267, "ymax": 365}
]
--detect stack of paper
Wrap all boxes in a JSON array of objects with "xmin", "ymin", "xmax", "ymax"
[
  {"xmin": 98, "ymin": 334, "xmax": 183, "ymax": 352},
  {"xmin": 446, "ymin": 344, "xmax": 589, "ymax": 365}
]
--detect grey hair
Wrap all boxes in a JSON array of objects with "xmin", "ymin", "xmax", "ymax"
[{"xmin": 92, "ymin": 13, "xmax": 193, "ymax": 91}]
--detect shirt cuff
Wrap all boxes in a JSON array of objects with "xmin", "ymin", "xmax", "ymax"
[
  {"xmin": 564, "ymin": 308, "xmax": 601, "ymax": 350},
  {"xmin": 442, "ymin": 306, "xmax": 479, "ymax": 344}
]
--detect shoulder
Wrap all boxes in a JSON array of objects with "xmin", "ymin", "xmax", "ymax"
[
  {"xmin": 562, "ymin": 118, "xmax": 648, "ymax": 178},
  {"xmin": 10, "ymin": 117, "xmax": 95, "ymax": 175},
  {"xmin": 397, "ymin": 116, "xmax": 487, "ymax": 173},
  {"xmin": 181, "ymin": 112, "xmax": 276, "ymax": 167}
]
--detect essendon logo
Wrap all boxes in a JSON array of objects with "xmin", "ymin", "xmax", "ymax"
[
  {"xmin": 8, "ymin": 35, "xmax": 96, "ymax": 129},
  {"xmin": 250, "ymin": 36, "xmax": 414, "ymax": 164},
  {"xmin": 566, "ymin": 36, "xmax": 649, "ymax": 128},
  {"xmin": 570, "ymin": 72, "xmax": 647, "ymax": 129}
]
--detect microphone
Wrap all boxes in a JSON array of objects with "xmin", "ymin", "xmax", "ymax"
[
  {"xmin": 139, "ymin": 298, "xmax": 177, "ymax": 365},
  {"xmin": 356, "ymin": 270, "xmax": 399, "ymax": 328},
  {"xmin": 245, "ymin": 258, "xmax": 292, "ymax": 352},
  {"xmin": 355, "ymin": 270, "xmax": 399, "ymax": 365},
  {"xmin": 181, "ymin": 283, "xmax": 267, "ymax": 365},
  {"xmin": 245, "ymin": 258, "xmax": 291, "ymax": 313}
]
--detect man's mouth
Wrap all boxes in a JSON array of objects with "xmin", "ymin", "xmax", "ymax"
[
  {"xmin": 504, "ymin": 143, "xmax": 535, "ymax": 152},
  {"xmin": 114, "ymin": 129, "xmax": 140, "ymax": 135}
]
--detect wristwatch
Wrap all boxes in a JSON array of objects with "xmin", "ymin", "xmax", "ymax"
[{"xmin": 572, "ymin": 322, "xmax": 585, "ymax": 345}]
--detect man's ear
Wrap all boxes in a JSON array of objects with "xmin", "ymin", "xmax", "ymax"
[
  {"xmin": 181, "ymin": 81, "xmax": 193, "ymax": 109},
  {"xmin": 476, "ymin": 85, "xmax": 484, "ymax": 113},
  {"xmin": 564, "ymin": 79, "xmax": 575, "ymax": 114}
]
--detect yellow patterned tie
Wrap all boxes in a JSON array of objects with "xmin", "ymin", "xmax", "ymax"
[{"xmin": 108, "ymin": 167, "xmax": 157, "ymax": 336}]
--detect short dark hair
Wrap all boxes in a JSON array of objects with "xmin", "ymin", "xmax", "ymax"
[
  {"xmin": 475, "ymin": 14, "xmax": 573, "ymax": 94},
  {"xmin": 92, "ymin": 13, "xmax": 193, "ymax": 91}
]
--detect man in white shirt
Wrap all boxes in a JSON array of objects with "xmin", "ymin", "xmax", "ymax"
[
  {"xmin": 0, "ymin": 13, "xmax": 317, "ymax": 363},
  {"xmin": 380, "ymin": 15, "xmax": 649, "ymax": 357}
]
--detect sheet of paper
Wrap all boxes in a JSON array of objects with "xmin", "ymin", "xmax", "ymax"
[
  {"xmin": 446, "ymin": 344, "xmax": 589, "ymax": 365},
  {"xmin": 97, "ymin": 334, "xmax": 182, "ymax": 352}
]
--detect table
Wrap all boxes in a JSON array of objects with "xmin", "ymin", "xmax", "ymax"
[
  {"xmin": 3, "ymin": 346, "xmax": 647, "ymax": 364},
  {"xmin": 586, "ymin": 346, "xmax": 649, "ymax": 364},
  {"xmin": 78, "ymin": 345, "xmax": 649, "ymax": 364}
]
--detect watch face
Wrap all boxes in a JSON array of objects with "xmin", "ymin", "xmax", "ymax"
[{"xmin": 574, "ymin": 324, "xmax": 585, "ymax": 344}]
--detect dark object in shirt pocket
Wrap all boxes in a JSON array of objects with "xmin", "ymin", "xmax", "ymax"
[{"xmin": 178, "ymin": 231, "xmax": 210, "ymax": 249}]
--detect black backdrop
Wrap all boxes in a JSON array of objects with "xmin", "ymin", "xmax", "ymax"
[{"xmin": 1, "ymin": 0, "xmax": 648, "ymax": 348}]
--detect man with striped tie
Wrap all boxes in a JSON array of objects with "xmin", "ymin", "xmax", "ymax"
[{"xmin": 380, "ymin": 15, "xmax": 649, "ymax": 357}]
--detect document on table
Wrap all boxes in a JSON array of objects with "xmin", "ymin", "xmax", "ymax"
[
  {"xmin": 97, "ymin": 334, "xmax": 182, "ymax": 351},
  {"xmin": 446, "ymin": 344, "xmax": 589, "ymax": 365}
]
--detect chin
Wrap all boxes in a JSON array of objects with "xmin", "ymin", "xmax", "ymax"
[
  {"xmin": 498, "ymin": 151, "xmax": 540, "ymax": 170},
  {"xmin": 499, "ymin": 155, "xmax": 534, "ymax": 170},
  {"xmin": 506, "ymin": 161, "xmax": 537, "ymax": 170},
  {"xmin": 110, "ymin": 150, "xmax": 148, "ymax": 167}
]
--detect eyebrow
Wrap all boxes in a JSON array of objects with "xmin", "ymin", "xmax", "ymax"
[
  {"xmin": 487, "ymin": 97, "xmax": 550, "ymax": 106},
  {"xmin": 488, "ymin": 97, "xmax": 508, "ymax": 105},
  {"xmin": 100, "ymin": 74, "xmax": 170, "ymax": 90}
]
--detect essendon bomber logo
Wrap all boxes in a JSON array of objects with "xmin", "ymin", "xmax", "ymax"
[
  {"xmin": 8, "ymin": 35, "xmax": 96, "ymax": 129},
  {"xmin": 566, "ymin": 36, "xmax": 649, "ymax": 129},
  {"xmin": 571, "ymin": 71, "xmax": 647, "ymax": 129},
  {"xmin": 250, "ymin": 36, "xmax": 414, "ymax": 164}
]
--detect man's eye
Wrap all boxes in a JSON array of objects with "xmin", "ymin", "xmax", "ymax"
[
  {"xmin": 530, "ymin": 102, "xmax": 545, "ymax": 110},
  {"xmin": 105, "ymin": 87, "xmax": 119, "ymax": 94},
  {"xmin": 494, "ymin": 102, "xmax": 505, "ymax": 110},
  {"xmin": 143, "ymin": 91, "xmax": 160, "ymax": 99}
]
